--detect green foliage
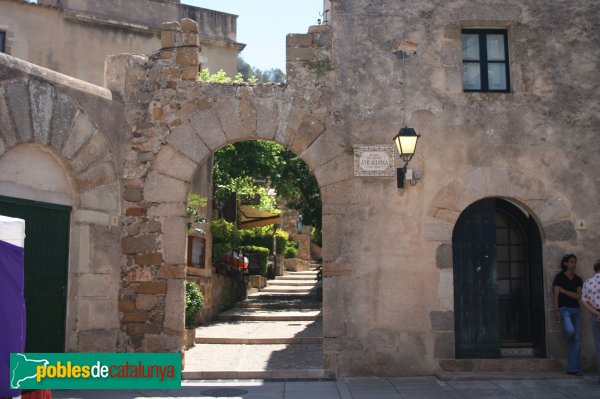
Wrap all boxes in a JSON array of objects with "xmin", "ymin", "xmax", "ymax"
[
  {"xmin": 239, "ymin": 245, "xmax": 270, "ymax": 276},
  {"xmin": 240, "ymin": 227, "xmax": 273, "ymax": 251},
  {"xmin": 198, "ymin": 68, "xmax": 232, "ymax": 83},
  {"xmin": 309, "ymin": 60, "xmax": 333, "ymax": 77},
  {"xmin": 239, "ymin": 227, "xmax": 292, "ymax": 256},
  {"xmin": 211, "ymin": 218, "xmax": 240, "ymax": 262},
  {"xmin": 233, "ymin": 72, "xmax": 245, "ymax": 84},
  {"xmin": 214, "ymin": 176, "xmax": 278, "ymax": 213},
  {"xmin": 311, "ymin": 227, "xmax": 322, "ymax": 246},
  {"xmin": 185, "ymin": 280, "xmax": 205, "ymax": 328},
  {"xmin": 275, "ymin": 229, "xmax": 289, "ymax": 255},
  {"xmin": 283, "ymin": 239, "xmax": 298, "ymax": 258},
  {"xmin": 237, "ymin": 57, "xmax": 285, "ymax": 83},
  {"xmin": 213, "ymin": 141, "xmax": 322, "ymax": 234},
  {"xmin": 187, "ymin": 193, "xmax": 207, "ymax": 234},
  {"xmin": 198, "ymin": 67, "xmax": 260, "ymax": 85},
  {"xmin": 284, "ymin": 246, "xmax": 298, "ymax": 259}
]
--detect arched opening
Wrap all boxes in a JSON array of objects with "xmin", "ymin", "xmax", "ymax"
[
  {"xmin": 182, "ymin": 139, "xmax": 324, "ymax": 377},
  {"xmin": 453, "ymin": 198, "xmax": 545, "ymax": 359},
  {"xmin": 0, "ymin": 145, "xmax": 74, "ymax": 352}
]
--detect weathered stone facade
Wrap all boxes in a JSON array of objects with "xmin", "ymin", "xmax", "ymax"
[
  {"xmin": 102, "ymin": 19, "xmax": 334, "ymax": 352},
  {"xmin": 0, "ymin": 0, "xmax": 244, "ymax": 85},
  {"xmin": 1, "ymin": 0, "xmax": 599, "ymax": 377}
]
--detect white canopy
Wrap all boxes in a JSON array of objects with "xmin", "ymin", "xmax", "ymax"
[{"xmin": 0, "ymin": 215, "xmax": 25, "ymax": 248}]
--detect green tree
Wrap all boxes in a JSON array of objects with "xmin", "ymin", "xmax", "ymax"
[
  {"xmin": 213, "ymin": 141, "xmax": 321, "ymax": 233},
  {"xmin": 237, "ymin": 57, "xmax": 285, "ymax": 83}
]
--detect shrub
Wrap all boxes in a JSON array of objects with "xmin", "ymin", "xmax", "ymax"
[
  {"xmin": 275, "ymin": 229, "xmax": 289, "ymax": 254},
  {"xmin": 284, "ymin": 246, "xmax": 297, "ymax": 259},
  {"xmin": 239, "ymin": 227, "xmax": 291, "ymax": 255},
  {"xmin": 187, "ymin": 193, "xmax": 207, "ymax": 234},
  {"xmin": 239, "ymin": 245, "xmax": 270, "ymax": 276},
  {"xmin": 211, "ymin": 218, "xmax": 240, "ymax": 261},
  {"xmin": 185, "ymin": 280, "xmax": 205, "ymax": 328},
  {"xmin": 240, "ymin": 227, "xmax": 272, "ymax": 250}
]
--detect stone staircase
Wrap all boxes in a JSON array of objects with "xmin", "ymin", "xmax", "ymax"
[{"xmin": 182, "ymin": 267, "xmax": 329, "ymax": 379}]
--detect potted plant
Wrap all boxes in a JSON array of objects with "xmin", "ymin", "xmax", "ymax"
[{"xmin": 185, "ymin": 280, "xmax": 205, "ymax": 349}]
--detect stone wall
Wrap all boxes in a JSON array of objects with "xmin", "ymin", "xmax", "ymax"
[
  {"xmin": 102, "ymin": 18, "xmax": 334, "ymax": 353},
  {"xmin": 1, "ymin": 0, "xmax": 243, "ymax": 85},
  {"xmin": 321, "ymin": 0, "xmax": 600, "ymax": 376},
  {"xmin": 1, "ymin": 0, "xmax": 599, "ymax": 378},
  {"xmin": 0, "ymin": 53, "xmax": 124, "ymax": 352},
  {"xmin": 189, "ymin": 273, "xmax": 246, "ymax": 324}
]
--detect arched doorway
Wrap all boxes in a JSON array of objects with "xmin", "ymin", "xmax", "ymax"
[{"xmin": 453, "ymin": 198, "xmax": 545, "ymax": 358}]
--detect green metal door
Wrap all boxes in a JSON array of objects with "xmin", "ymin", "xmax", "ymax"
[{"xmin": 0, "ymin": 195, "xmax": 70, "ymax": 353}]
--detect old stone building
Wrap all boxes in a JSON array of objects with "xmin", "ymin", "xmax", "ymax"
[
  {"xmin": 0, "ymin": 0, "xmax": 599, "ymax": 377},
  {"xmin": 0, "ymin": 0, "xmax": 244, "ymax": 85}
]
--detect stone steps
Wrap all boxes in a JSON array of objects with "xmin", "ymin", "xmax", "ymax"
[
  {"xmin": 238, "ymin": 299, "xmax": 321, "ymax": 309},
  {"xmin": 268, "ymin": 279, "xmax": 318, "ymax": 286},
  {"xmin": 261, "ymin": 285, "xmax": 319, "ymax": 293},
  {"xmin": 184, "ymin": 265, "xmax": 325, "ymax": 380},
  {"xmin": 218, "ymin": 308, "xmax": 322, "ymax": 321},
  {"xmin": 275, "ymin": 275, "xmax": 318, "ymax": 281},
  {"xmin": 247, "ymin": 291, "xmax": 318, "ymax": 299},
  {"xmin": 196, "ymin": 336, "xmax": 323, "ymax": 344},
  {"xmin": 288, "ymin": 270, "xmax": 318, "ymax": 276}
]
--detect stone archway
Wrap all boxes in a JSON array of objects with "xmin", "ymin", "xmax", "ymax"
[
  {"xmin": 113, "ymin": 19, "xmax": 343, "ymax": 355},
  {"xmin": 0, "ymin": 65, "xmax": 122, "ymax": 352}
]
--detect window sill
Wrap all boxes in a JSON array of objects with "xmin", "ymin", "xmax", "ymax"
[{"xmin": 464, "ymin": 92, "xmax": 513, "ymax": 101}]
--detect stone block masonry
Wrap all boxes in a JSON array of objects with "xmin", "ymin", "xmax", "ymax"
[{"xmin": 109, "ymin": 17, "xmax": 334, "ymax": 353}]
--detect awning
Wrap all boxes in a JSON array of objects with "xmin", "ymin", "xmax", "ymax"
[{"xmin": 238, "ymin": 205, "xmax": 280, "ymax": 229}]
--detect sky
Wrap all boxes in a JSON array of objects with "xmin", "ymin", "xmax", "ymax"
[{"xmin": 183, "ymin": 1, "xmax": 324, "ymax": 72}]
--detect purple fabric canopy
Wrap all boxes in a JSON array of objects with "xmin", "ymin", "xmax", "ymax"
[{"xmin": 0, "ymin": 239, "xmax": 25, "ymax": 397}]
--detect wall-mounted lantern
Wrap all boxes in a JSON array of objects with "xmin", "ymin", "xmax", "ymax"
[{"xmin": 393, "ymin": 127, "xmax": 421, "ymax": 188}]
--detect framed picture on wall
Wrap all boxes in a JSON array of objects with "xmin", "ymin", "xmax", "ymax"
[{"xmin": 187, "ymin": 236, "xmax": 206, "ymax": 268}]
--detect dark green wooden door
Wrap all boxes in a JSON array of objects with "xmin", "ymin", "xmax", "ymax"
[
  {"xmin": 0, "ymin": 195, "xmax": 70, "ymax": 353},
  {"xmin": 453, "ymin": 198, "xmax": 500, "ymax": 358},
  {"xmin": 528, "ymin": 215, "xmax": 546, "ymax": 357}
]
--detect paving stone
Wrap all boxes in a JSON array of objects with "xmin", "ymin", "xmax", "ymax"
[
  {"xmin": 184, "ymin": 267, "xmax": 325, "ymax": 380},
  {"xmin": 185, "ymin": 343, "xmax": 324, "ymax": 371}
]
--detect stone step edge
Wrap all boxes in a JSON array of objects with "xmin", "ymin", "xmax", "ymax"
[
  {"xmin": 217, "ymin": 315, "xmax": 322, "ymax": 321},
  {"xmin": 195, "ymin": 337, "xmax": 323, "ymax": 344},
  {"xmin": 435, "ymin": 371, "xmax": 582, "ymax": 381},
  {"xmin": 274, "ymin": 273, "xmax": 317, "ymax": 283},
  {"xmin": 182, "ymin": 369, "xmax": 333, "ymax": 380},
  {"xmin": 439, "ymin": 358, "xmax": 562, "ymax": 372},
  {"xmin": 237, "ymin": 302, "xmax": 322, "ymax": 309}
]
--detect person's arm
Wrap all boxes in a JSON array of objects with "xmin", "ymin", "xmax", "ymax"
[
  {"xmin": 553, "ymin": 285, "xmax": 561, "ymax": 322},
  {"xmin": 581, "ymin": 299, "xmax": 600, "ymax": 325},
  {"xmin": 558, "ymin": 286, "xmax": 582, "ymax": 300},
  {"xmin": 581, "ymin": 299, "xmax": 598, "ymax": 315}
]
